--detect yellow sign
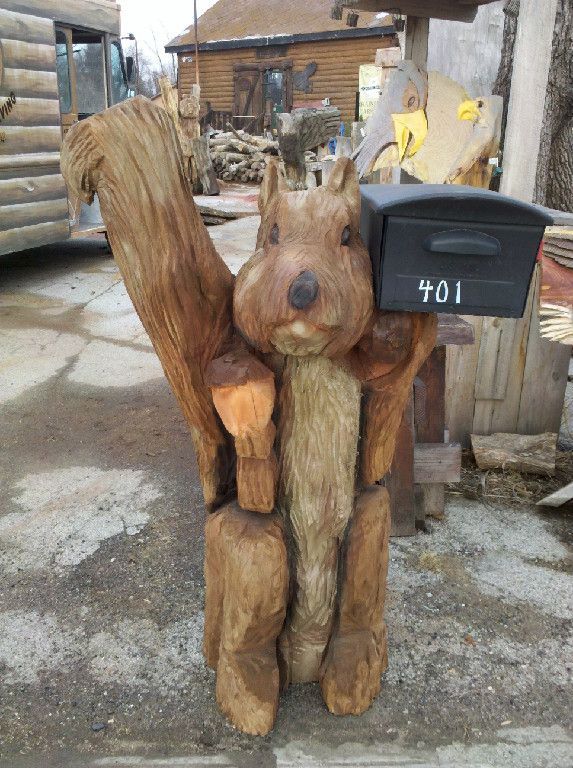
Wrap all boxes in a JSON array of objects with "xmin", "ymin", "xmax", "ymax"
[{"xmin": 358, "ymin": 65, "xmax": 383, "ymax": 122}]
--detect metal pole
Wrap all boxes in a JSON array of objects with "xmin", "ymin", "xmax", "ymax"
[
  {"xmin": 134, "ymin": 37, "xmax": 139, "ymax": 95},
  {"xmin": 194, "ymin": 0, "xmax": 200, "ymax": 87}
]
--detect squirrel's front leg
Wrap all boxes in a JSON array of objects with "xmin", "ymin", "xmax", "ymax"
[
  {"xmin": 346, "ymin": 310, "xmax": 437, "ymax": 483},
  {"xmin": 205, "ymin": 349, "xmax": 278, "ymax": 513}
]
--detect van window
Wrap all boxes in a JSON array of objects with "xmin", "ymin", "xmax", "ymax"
[
  {"xmin": 73, "ymin": 32, "xmax": 106, "ymax": 116},
  {"xmin": 55, "ymin": 30, "xmax": 72, "ymax": 113},
  {"xmin": 110, "ymin": 40, "xmax": 129, "ymax": 104}
]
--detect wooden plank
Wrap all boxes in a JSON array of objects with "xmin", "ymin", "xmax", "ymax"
[
  {"xmin": 500, "ymin": 0, "xmax": 558, "ymax": 201},
  {"xmin": 445, "ymin": 315, "xmax": 483, "ymax": 446},
  {"xmin": 436, "ymin": 313, "xmax": 475, "ymax": 346},
  {"xmin": 0, "ymin": 7, "xmax": 54, "ymax": 45},
  {"xmin": 0, "ymin": 39, "xmax": 56, "ymax": 72},
  {"xmin": 537, "ymin": 481, "xmax": 573, "ymax": 508},
  {"xmin": 386, "ymin": 394, "xmax": 416, "ymax": 537},
  {"xmin": 1, "ymin": 68, "xmax": 58, "ymax": 99},
  {"xmin": 487, "ymin": 270, "xmax": 537, "ymax": 433},
  {"xmin": 0, "ymin": 173, "xmax": 67, "ymax": 205},
  {"xmin": 339, "ymin": 1, "xmax": 477, "ymax": 22},
  {"xmin": 0, "ymin": 125, "xmax": 61, "ymax": 155},
  {"xmin": 0, "ymin": 0, "xmax": 120, "ymax": 35},
  {"xmin": 404, "ymin": 16, "xmax": 430, "ymax": 67},
  {"xmin": 0, "ymin": 96, "xmax": 60, "ymax": 127},
  {"xmin": 0, "ymin": 197, "xmax": 69, "ymax": 230},
  {"xmin": 414, "ymin": 345, "xmax": 447, "ymax": 522},
  {"xmin": 0, "ymin": 151, "xmax": 60, "ymax": 171},
  {"xmin": 474, "ymin": 317, "xmax": 516, "ymax": 400},
  {"xmin": 427, "ymin": 2, "xmax": 504, "ymax": 97},
  {"xmin": 413, "ymin": 443, "xmax": 461, "ymax": 483},
  {"xmin": 517, "ymin": 269, "xmax": 571, "ymax": 434},
  {"xmin": 471, "ymin": 432, "xmax": 557, "ymax": 475},
  {"xmin": 415, "ymin": 346, "xmax": 446, "ymax": 443},
  {"xmin": 0, "ymin": 218, "xmax": 69, "ymax": 255}
]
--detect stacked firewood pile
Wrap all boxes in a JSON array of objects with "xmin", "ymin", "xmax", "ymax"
[{"xmin": 209, "ymin": 130, "xmax": 279, "ymax": 183}]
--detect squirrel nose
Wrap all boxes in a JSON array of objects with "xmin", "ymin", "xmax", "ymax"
[{"xmin": 288, "ymin": 270, "xmax": 319, "ymax": 310}]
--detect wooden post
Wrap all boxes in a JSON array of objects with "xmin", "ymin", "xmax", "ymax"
[
  {"xmin": 414, "ymin": 345, "xmax": 446, "ymax": 522},
  {"xmin": 404, "ymin": 15, "xmax": 429, "ymax": 67},
  {"xmin": 386, "ymin": 394, "xmax": 415, "ymax": 536},
  {"xmin": 193, "ymin": 0, "xmax": 200, "ymax": 88},
  {"xmin": 500, "ymin": 0, "xmax": 558, "ymax": 201},
  {"xmin": 179, "ymin": 84, "xmax": 220, "ymax": 196}
]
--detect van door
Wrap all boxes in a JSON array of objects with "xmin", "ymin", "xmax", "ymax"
[
  {"xmin": 55, "ymin": 26, "xmax": 110, "ymax": 235},
  {"xmin": 54, "ymin": 27, "xmax": 77, "ymax": 136}
]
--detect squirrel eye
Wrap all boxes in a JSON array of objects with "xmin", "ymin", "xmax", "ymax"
[
  {"xmin": 269, "ymin": 224, "xmax": 279, "ymax": 244},
  {"xmin": 341, "ymin": 225, "xmax": 351, "ymax": 246}
]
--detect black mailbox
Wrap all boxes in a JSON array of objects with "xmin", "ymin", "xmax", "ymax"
[{"xmin": 360, "ymin": 184, "xmax": 553, "ymax": 317}]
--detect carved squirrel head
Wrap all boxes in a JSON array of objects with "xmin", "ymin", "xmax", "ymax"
[{"xmin": 233, "ymin": 158, "xmax": 374, "ymax": 358}]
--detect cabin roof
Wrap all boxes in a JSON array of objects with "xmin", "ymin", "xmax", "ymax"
[{"xmin": 165, "ymin": 0, "xmax": 394, "ymax": 52}]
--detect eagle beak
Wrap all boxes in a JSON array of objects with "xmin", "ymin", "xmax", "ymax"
[
  {"xmin": 458, "ymin": 99, "xmax": 481, "ymax": 122},
  {"xmin": 391, "ymin": 109, "xmax": 428, "ymax": 161}
]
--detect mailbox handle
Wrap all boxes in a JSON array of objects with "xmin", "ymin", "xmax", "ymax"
[{"xmin": 423, "ymin": 229, "xmax": 500, "ymax": 258}]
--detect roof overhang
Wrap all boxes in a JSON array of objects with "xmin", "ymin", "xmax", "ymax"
[
  {"xmin": 335, "ymin": 0, "xmax": 499, "ymax": 23},
  {"xmin": 166, "ymin": 24, "xmax": 396, "ymax": 54}
]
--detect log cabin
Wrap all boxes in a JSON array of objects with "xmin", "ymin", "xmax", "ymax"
[{"xmin": 165, "ymin": 0, "xmax": 399, "ymax": 133}]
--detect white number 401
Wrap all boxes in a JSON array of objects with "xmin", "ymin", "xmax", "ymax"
[{"xmin": 418, "ymin": 279, "xmax": 461, "ymax": 304}]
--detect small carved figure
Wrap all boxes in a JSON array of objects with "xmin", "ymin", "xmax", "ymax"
[{"xmin": 61, "ymin": 97, "xmax": 436, "ymax": 736}]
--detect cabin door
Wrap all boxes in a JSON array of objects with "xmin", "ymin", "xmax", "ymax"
[
  {"xmin": 233, "ymin": 67, "xmax": 262, "ymax": 133},
  {"xmin": 233, "ymin": 61, "xmax": 293, "ymax": 134}
]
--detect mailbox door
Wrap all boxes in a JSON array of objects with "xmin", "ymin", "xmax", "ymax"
[{"xmin": 378, "ymin": 217, "xmax": 544, "ymax": 317}]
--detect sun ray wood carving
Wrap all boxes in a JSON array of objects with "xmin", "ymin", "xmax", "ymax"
[{"xmin": 61, "ymin": 97, "xmax": 436, "ymax": 736}]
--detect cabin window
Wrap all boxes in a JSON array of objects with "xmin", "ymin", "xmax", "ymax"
[
  {"xmin": 55, "ymin": 30, "xmax": 72, "ymax": 113},
  {"xmin": 72, "ymin": 31, "xmax": 106, "ymax": 116},
  {"xmin": 110, "ymin": 40, "xmax": 129, "ymax": 104}
]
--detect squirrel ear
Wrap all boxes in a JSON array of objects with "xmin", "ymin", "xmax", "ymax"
[
  {"xmin": 327, "ymin": 157, "xmax": 360, "ymax": 227},
  {"xmin": 259, "ymin": 157, "xmax": 282, "ymax": 214}
]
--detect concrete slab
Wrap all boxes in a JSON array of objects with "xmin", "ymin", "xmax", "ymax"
[
  {"xmin": 208, "ymin": 216, "xmax": 258, "ymax": 276},
  {"xmin": 0, "ymin": 238, "xmax": 572, "ymax": 768},
  {"xmin": 194, "ymin": 183, "xmax": 259, "ymax": 221}
]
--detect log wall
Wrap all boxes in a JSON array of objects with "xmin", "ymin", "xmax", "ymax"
[
  {"xmin": 0, "ymin": 6, "xmax": 70, "ymax": 255},
  {"xmin": 178, "ymin": 34, "xmax": 398, "ymax": 129}
]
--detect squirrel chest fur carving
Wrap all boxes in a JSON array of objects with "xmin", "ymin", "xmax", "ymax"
[{"xmin": 60, "ymin": 98, "xmax": 436, "ymax": 736}]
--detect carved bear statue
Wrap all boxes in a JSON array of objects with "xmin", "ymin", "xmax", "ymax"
[{"xmin": 61, "ymin": 97, "xmax": 436, "ymax": 736}]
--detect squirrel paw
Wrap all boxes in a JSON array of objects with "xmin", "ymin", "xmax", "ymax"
[
  {"xmin": 319, "ymin": 630, "xmax": 385, "ymax": 716},
  {"xmin": 216, "ymin": 647, "xmax": 280, "ymax": 735}
]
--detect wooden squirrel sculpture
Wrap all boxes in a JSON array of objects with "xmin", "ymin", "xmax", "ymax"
[{"xmin": 60, "ymin": 98, "xmax": 436, "ymax": 736}]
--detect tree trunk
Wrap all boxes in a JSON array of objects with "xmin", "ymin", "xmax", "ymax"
[{"xmin": 494, "ymin": 0, "xmax": 573, "ymax": 211}]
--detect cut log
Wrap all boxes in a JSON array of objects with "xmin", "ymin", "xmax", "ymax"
[{"xmin": 471, "ymin": 432, "xmax": 558, "ymax": 475}]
